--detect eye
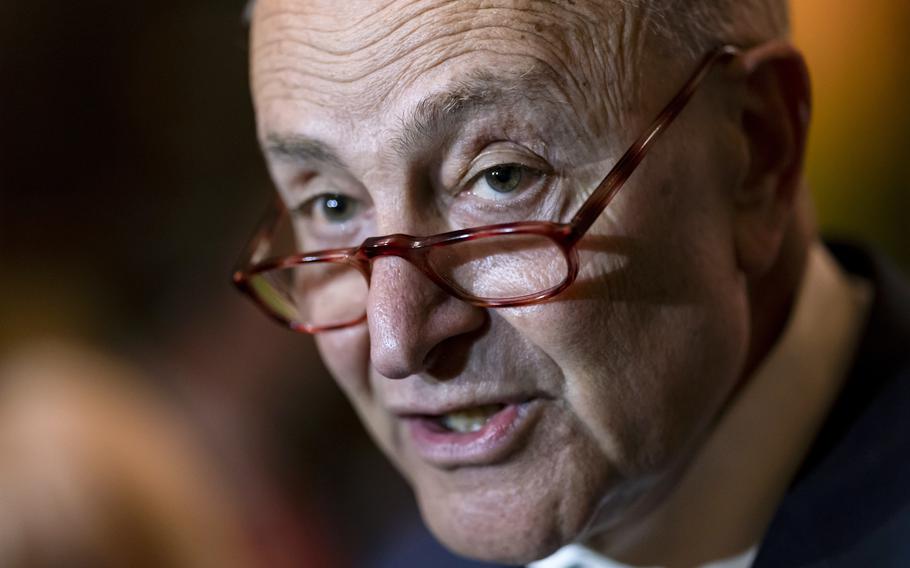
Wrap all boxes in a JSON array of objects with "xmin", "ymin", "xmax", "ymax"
[
  {"xmin": 306, "ymin": 193, "xmax": 360, "ymax": 224},
  {"xmin": 484, "ymin": 165, "xmax": 523, "ymax": 194},
  {"xmin": 471, "ymin": 164, "xmax": 543, "ymax": 202},
  {"xmin": 287, "ymin": 174, "xmax": 372, "ymax": 247}
]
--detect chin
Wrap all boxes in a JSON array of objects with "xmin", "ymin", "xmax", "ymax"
[
  {"xmin": 409, "ymin": 455, "xmax": 615, "ymax": 565},
  {"xmin": 418, "ymin": 490, "xmax": 565, "ymax": 564}
]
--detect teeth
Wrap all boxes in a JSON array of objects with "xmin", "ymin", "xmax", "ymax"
[{"xmin": 439, "ymin": 404, "xmax": 503, "ymax": 433}]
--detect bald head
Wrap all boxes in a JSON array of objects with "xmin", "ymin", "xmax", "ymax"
[{"xmin": 244, "ymin": 0, "xmax": 790, "ymax": 57}]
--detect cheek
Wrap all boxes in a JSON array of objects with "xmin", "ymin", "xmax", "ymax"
[
  {"xmin": 315, "ymin": 326, "xmax": 371, "ymax": 401},
  {"xmin": 315, "ymin": 326, "xmax": 409, "ymax": 468},
  {"xmin": 520, "ymin": 307, "xmax": 746, "ymax": 494},
  {"xmin": 500, "ymin": 214, "xmax": 750, "ymax": 479}
]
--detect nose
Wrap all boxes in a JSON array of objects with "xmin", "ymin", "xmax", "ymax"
[{"xmin": 367, "ymin": 256, "xmax": 486, "ymax": 379}]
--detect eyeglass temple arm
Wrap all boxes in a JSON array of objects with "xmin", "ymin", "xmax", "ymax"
[{"xmin": 568, "ymin": 45, "xmax": 741, "ymax": 241}]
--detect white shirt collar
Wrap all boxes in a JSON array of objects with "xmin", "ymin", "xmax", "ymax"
[{"xmin": 529, "ymin": 544, "xmax": 758, "ymax": 568}]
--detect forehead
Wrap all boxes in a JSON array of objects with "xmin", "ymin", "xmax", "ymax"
[{"xmin": 250, "ymin": 0, "xmax": 640, "ymax": 139}]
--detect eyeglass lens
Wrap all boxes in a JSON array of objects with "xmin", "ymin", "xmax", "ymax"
[{"xmin": 250, "ymin": 231, "xmax": 570, "ymax": 329}]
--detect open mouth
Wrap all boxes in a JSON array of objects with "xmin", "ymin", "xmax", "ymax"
[
  {"xmin": 431, "ymin": 404, "xmax": 506, "ymax": 434},
  {"xmin": 403, "ymin": 400, "xmax": 543, "ymax": 467}
]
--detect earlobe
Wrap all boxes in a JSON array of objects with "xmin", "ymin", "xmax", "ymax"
[{"xmin": 731, "ymin": 42, "xmax": 811, "ymax": 277}]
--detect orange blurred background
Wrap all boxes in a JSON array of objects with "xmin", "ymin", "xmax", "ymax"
[{"xmin": 794, "ymin": 1, "xmax": 909, "ymax": 263}]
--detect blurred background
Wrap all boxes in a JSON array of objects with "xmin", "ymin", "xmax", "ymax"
[{"xmin": 0, "ymin": 1, "xmax": 907, "ymax": 566}]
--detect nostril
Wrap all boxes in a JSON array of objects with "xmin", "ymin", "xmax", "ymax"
[
  {"xmin": 366, "ymin": 256, "xmax": 487, "ymax": 380},
  {"xmin": 424, "ymin": 321, "xmax": 489, "ymax": 380}
]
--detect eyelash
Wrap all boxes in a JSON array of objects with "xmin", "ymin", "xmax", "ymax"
[
  {"xmin": 294, "ymin": 193, "xmax": 358, "ymax": 221},
  {"xmin": 287, "ymin": 157, "xmax": 555, "ymax": 233},
  {"xmin": 461, "ymin": 163, "xmax": 551, "ymax": 206}
]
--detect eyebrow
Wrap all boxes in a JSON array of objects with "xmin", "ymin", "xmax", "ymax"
[
  {"xmin": 263, "ymin": 66, "xmax": 564, "ymax": 169},
  {"xmin": 393, "ymin": 66, "xmax": 563, "ymax": 157},
  {"xmin": 264, "ymin": 134, "xmax": 346, "ymax": 168}
]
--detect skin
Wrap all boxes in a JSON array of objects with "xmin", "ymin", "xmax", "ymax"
[{"xmin": 250, "ymin": 1, "xmax": 810, "ymax": 564}]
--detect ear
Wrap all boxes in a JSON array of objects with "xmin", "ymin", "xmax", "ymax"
[{"xmin": 731, "ymin": 41, "xmax": 811, "ymax": 277}]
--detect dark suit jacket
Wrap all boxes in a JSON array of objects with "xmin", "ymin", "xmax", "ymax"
[{"xmin": 753, "ymin": 242, "xmax": 910, "ymax": 567}]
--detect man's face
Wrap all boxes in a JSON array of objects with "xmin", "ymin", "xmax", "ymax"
[{"xmin": 251, "ymin": 1, "xmax": 751, "ymax": 562}]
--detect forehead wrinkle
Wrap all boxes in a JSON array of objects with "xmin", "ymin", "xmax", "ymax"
[
  {"xmin": 253, "ymin": 0, "xmax": 595, "ymax": 57},
  {"xmin": 251, "ymin": 2, "xmax": 451, "ymax": 113},
  {"xmin": 251, "ymin": 1, "xmax": 472, "ymax": 82},
  {"xmin": 251, "ymin": 0, "xmax": 633, "ymax": 121},
  {"xmin": 253, "ymin": 0, "xmax": 399, "ymax": 39},
  {"xmin": 606, "ymin": 2, "xmax": 651, "ymax": 124},
  {"xmin": 261, "ymin": 2, "xmax": 482, "ymax": 59}
]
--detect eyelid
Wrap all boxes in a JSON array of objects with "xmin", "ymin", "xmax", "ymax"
[
  {"xmin": 279, "ymin": 171, "xmax": 319, "ymax": 210},
  {"xmin": 294, "ymin": 193, "xmax": 328, "ymax": 216},
  {"xmin": 292, "ymin": 196, "xmax": 333, "ymax": 222},
  {"xmin": 286, "ymin": 171, "xmax": 368, "ymax": 213},
  {"xmin": 460, "ymin": 145, "xmax": 552, "ymax": 185}
]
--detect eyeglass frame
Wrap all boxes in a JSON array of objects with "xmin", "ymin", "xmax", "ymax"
[{"xmin": 233, "ymin": 44, "xmax": 742, "ymax": 334}]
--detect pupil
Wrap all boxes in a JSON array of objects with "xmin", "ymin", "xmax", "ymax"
[
  {"xmin": 322, "ymin": 194, "xmax": 351, "ymax": 221},
  {"xmin": 486, "ymin": 166, "xmax": 522, "ymax": 193}
]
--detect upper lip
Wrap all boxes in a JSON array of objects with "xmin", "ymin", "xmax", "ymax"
[{"xmin": 387, "ymin": 393, "xmax": 545, "ymax": 418}]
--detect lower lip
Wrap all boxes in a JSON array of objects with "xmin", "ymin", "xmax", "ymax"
[{"xmin": 404, "ymin": 400, "xmax": 542, "ymax": 467}]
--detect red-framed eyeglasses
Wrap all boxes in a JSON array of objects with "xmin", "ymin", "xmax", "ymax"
[{"xmin": 233, "ymin": 45, "xmax": 741, "ymax": 333}]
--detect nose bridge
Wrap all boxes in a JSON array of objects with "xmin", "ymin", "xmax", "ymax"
[
  {"xmin": 356, "ymin": 166, "xmax": 485, "ymax": 378},
  {"xmin": 366, "ymin": 254, "xmax": 440, "ymax": 378},
  {"xmin": 366, "ymin": 252, "xmax": 484, "ymax": 380}
]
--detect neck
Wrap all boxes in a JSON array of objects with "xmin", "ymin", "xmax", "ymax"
[{"xmin": 587, "ymin": 215, "xmax": 870, "ymax": 567}]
